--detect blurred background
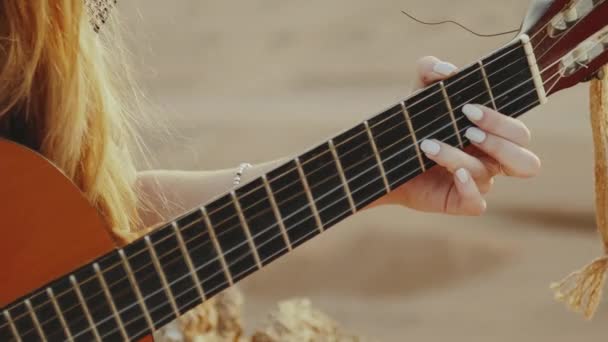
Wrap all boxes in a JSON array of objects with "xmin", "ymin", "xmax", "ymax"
[{"xmin": 120, "ymin": 0, "xmax": 605, "ymax": 340}]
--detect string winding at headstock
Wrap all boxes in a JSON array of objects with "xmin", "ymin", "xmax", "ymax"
[{"xmin": 521, "ymin": 0, "xmax": 608, "ymax": 95}]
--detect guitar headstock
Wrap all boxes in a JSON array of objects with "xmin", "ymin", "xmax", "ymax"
[{"xmin": 521, "ymin": 0, "xmax": 608, "ymax": 95}]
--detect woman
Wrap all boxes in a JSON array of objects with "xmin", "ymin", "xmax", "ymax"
[{"xmin": 0, "ymin": 0, "xmax": 540, "ymax": 340}]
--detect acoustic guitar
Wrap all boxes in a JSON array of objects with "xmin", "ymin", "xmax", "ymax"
[{"xmin": 2, "ymin": 0, "xmax": 608, "ymax": 340}]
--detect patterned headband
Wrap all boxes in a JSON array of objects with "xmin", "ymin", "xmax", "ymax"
[{"xmin": 85, "ymin": 0, "xmax": 117, "ymax": 33}]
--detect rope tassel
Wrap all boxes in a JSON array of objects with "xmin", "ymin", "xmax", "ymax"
[{"xmin": 551, "ymin": 65, "xmax": 608, "ymax": 319}]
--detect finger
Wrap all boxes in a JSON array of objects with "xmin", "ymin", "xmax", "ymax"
[
  {"xmin": 477, "ymin": 177, "xmax": 494, "ymax": 195},
  {"xmin": 462, "ymin": 104, "xmax": 532, "ymax": 146},
  {"xmin": 419, "ymin": 139, "xmax": 492, "ymax": 180},
  {"xmin": 451, "ymin": 168, "xmax": 487, "ymax": 216},
  {"xmin": 413, "ymin": 56, "xmax": 458, "ymax": 90},
  {"xmin": 465, "ymin": 127, "xmax": 541, "ymax": 178}
]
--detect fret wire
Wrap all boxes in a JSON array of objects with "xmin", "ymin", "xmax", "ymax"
[
  {"xmin": 295, "ymin": 157, "xmax": 325, "ymax": 233},
  {"xmin": 0, "ymin": 39, "xmax": 540, "ymax": 328},
  {"xmin": 24, "ymin": 300, "xmax": 46, "ymax": 342},
  {"xmin": 3, "ymin": 310, "xmax": 21, "ymax": 342},
  {"xmin": 118, "ymin": 249, "xmax": 155, "ymax": 333},
  {"xmin": 46, "ymin": 288, "xmax": 73, "ymax": 342},
  {"xmin": 144, "ymin": 236, "xmax": 181, "ymax": 318},
  {"xmin": 439, "ymin": 81, "xmax": 464, "ymax": 148},
  {"xmin": 93, "ymin": 263, "xmax": 128, "ymax": 341},
  {"xmin": 328, "ymin": 140, "xmax": 357, "ymax": 213},
  {"xmin": 171, "ymin": 222, "xmax": 207, "ymax": 301},
  {"xmin": 478, "ymin": 61, "xmax": 497, "ymax": 110},
  {"xmin": 200, "ymin": 207, "xmax": 234, "ymax": 286},
  {"xmin": 69, "ymin": 275, "xmax": 102, "ymax": 341},
  {"xmin": 231, "ymin": 191, "xmax": 263, "ymax": 269},
  {"xmin": 400, "ymin": 101, "xmax": 426, "ymax": 171},
  {"xmin": 0, "ymin": 51, "xmax": 536, "ymax": 328},
  {"xmin": 364, "ymin": 121, "xmax": 390, "ymax": 193},
  {"xmin": 262, "ymin": 175, "xmax": 293, "ymax": 251},
  {"xmin": 4, "ymin": 47, "xmax": 532, "ymax": 324}
]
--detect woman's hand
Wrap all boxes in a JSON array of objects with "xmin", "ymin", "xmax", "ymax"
[{"xmin": 375, "ymin": 56, "xmax": 541, "ymax": 215}]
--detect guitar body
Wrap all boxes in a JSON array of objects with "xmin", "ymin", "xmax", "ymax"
[{"xmin": 0, "ymin": 140, "xmax": 153, "ymax": 342}]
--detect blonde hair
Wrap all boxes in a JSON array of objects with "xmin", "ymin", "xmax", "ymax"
[{"xmin": 0, "ymin": 0, "xmax": 141, "ymax": 233}]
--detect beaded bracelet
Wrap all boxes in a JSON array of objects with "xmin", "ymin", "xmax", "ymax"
[{"xmin": 233, "ymin": 163, "xmax": 253, "ymax": 186}]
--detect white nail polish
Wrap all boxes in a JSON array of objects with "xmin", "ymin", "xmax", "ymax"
[
  {"xmin": 433, "ymin": 61, "xmax": 457, "ymax": 76},
  {"xmin": 420, "ymin": 140, "xmax": 440, "ymax": 156},
  {"xmin": 456, "ymin": 168, "xmax": 469, "ymax": 183},
  {"xmin": 465, "ymin": 127, "xmax": 487, "ymax": 143},
  {"xmin": 462, "ymin": 104, "xmax": 483, "ymax": 121}
]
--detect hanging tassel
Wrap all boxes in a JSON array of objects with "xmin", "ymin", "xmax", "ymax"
[{"xmin": 551, "ymin": 65, "xmax": 608, "ymax": 319}]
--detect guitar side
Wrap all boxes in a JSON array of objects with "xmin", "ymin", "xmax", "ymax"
[{"xmin": 0, "ymin": 139, "xmax": 153, "ymax": 342}]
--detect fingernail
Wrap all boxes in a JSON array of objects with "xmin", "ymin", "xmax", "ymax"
[
  {"xmin": 433, "ymin": 61, "xmax": 457, "ymax": 76},
  {"xmin": 463, "ymin": 104, "xmax": 483, "ymax": 121},
  {"xmin": 456, "ymin": 168, "xmax": 469, "ymax": 183},
  {"xmin": 420, "ymin": 140, "xmax": 440, "ymax": 156},
  {"xmin": 465, "ymin": 127, "xmax": 487, "ymax": 143}
]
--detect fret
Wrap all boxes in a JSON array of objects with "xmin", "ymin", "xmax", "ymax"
[
  {"xmin": 478, "ymin": 61, "xmax": 497, "ymax": 109},
  {"xmin": 172, "ymin": 221, "xmax": 207, "ymax": 301},
  {"xmin": 24, "ymin": 300, "xmax": 46, "ymax": 342},
  {"xmin": 367, "ymin": 104, "xmax": 422, "ymax": 190},
  {"xmin": 93, "ymin": 263, "xmax": 129, "ymax": 340},
  {"xmin": 51, "ymin": 275, "xmax": 95, "ymax": 340},
  {"xmin": 123, "ymin": 238, "xmax": 177, "ymax": 328},
  {"xmin": 73, "ymin": 264, "xmax": 123, "ymax": 340},
  {"xmin": 231, "ymin": 191, "xmax": 263, "ymax": 268},
  {"xmin": 237, "ymin": 177, "xmax": 290, "ymax": 265},
  {"xmin": 201, "ymin": 206, "xmax": 236, "ymax": 285},
  {"xmin": 364, "ymin": 121, "xmax": 390, "ymax": 193},
  {"xmin": 267, "ymin": 160, "xmax": 320, "ymax": 247},
  {"xmin": 298, "ymin": 144, "xmax": 351, "ymax": 229},
  {"xmin": 46, "ymin": 288, "xmax": 73, "ymax": 341},
  {"xmin": 205, "ymin": 195, "xmax": 259, "ymax": 283},
  {"xmin": 333, "ymin": 124, "xmax": 388, "ymax": 210},
  {"xmin": 69, "ymin": 275, "xmax": 102, "ymax": 341},
  {"xmin": 328, "ymin": 139, "xmax": 357, "ymax": 213},
  {"xmin": 401, "ymin": 102, "xmax": 426, "ymax": 172},
  {"xmin": 149, "ymin": 223, "xmax": 203, "ymax": 316},
  {"xmin": 295, "ymin": 157, "xmax": 325, "ymax": 232},
  {"xmin": 444, "ymin": 63, "xmax": 494, "ymax": 144},
  {"xmin": 439, "ymin": 81, "xmax": 464, "ymax": 148},
  {"xmin": 144, "ymin": 236, "xmax": 180, "ymax": 317},
  {"xmin": 176, "ymin": 209, "xmax": 229, "ymax": 298},
  {"xmin": 102, "ymin": 250, "xmax": 153, "ymax": 339},
  {"xmin": 405, "ymin": 83, "xmax": 461, "ymax": 169},
  {"xmin": 3, "ymin": 310, "xmax": 21, "ymax": 342},
  {"xmin": 262, "ymin": 175, "xmax": 293, "ymax": 252},
  {"xmin": 8, "ymin": 303, "xmax": 39, "ymax": 341},
  {"xmin": 482, "ymin": 41, "xmax": 539, "ymax": 117},
  {"xmin": 24, "ymin": 288, "xmax": 68, "ymax": 341}
]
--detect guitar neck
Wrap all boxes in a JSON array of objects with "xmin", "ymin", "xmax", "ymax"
[{"xmin": 1, "ymin": 35, "xmax": 547, "ymax": 341}]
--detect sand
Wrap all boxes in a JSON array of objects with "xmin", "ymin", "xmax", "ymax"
[{"xmin": 121, "ymin": 0, "xmax": 607, "ymax": 340}]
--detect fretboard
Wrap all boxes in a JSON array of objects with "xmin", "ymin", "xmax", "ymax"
[{"xmin": 0, "ymin": 35, "xmax": 546, "ymax": 341}]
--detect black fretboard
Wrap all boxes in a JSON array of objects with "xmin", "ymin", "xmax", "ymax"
[{"xmin": 0, "ymin": 37, "xmax": 543, "ymax": 341}]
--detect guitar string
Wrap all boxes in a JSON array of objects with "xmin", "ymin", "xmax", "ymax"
[
  {"xmin": 19, "ymin": 63, "xmax": 555, "ymax": 341},
  {"xmin": 0, "ymin": 37, "xmax": 538, "ymax": 324},
  {"xmin": 90, "ymin": 73, "xmax": 557, "ymax": 342},
  {"xmin": 9, "ymin": 48, "xmax": 541, "ymax": 334},
  {"xmin": 4, "ymin": 3, "xmax": 585, "ymax": 330},
  {"xmin": 15, "ymin": 2, "xmax": 602, "ymax": 336},
  {"xmin": 0, "ymin": 24, "xmax": 557, "ymax": 329}
]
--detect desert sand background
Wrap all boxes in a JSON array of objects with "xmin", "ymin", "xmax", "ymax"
[{"xmin": 121, "ymin": 0, "xmax": 605, "ymax": 340}]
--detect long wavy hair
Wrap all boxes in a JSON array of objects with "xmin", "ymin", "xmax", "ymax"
[{"xmin": 0, "ymin": 0, "xmax": 142, "ymax": 234}]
